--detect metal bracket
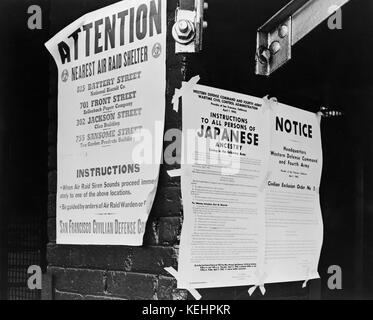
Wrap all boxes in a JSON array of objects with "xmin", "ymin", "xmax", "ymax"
[
  {"xmin": 173, "ymin": 0, "xmax": 208, "ymax": 53},
  {"xmin": 255, "ymin": 0, "xmax": 351, "ymax": 76},
  {"xmin": 256, "ymin": 17, "xmax": 292, "ymax": 76}
]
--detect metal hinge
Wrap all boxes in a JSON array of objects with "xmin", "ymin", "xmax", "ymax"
[
  {"xmin": 172, "ymin": 0, "xmax": 208, "ymax": 53},
  {"xmin": 255, "ymin": 0, "xmax": 351, "ymax": 76}
]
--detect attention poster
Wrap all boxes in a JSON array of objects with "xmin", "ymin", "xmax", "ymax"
[{"xmin": 45, "ymin": 0, "xmax": 166, "ymax": 245}]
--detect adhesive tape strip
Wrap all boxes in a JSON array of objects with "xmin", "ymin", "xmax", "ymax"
[
  {"xmin": 302, "ymin": 267, "xmax": 317, "ymax": 288},
  {"xmin": 248, "ymin": 271, "xmax": 267, "ymax": 296},
  {"xmin": 316, "ymin": 111, "xmax": 323, "ymax": 125},
  {"xmin": 164, "ymin": 267, "xmax": 202, "ymax": 300},
  {"xmin": 172, "ymin": 75, "xmax": 201, "ymax": 112},
  {"xmin": 167, "ymin": 169, "xmax": 181, "ymax": 178},
  {"xmin": 262, "ymin": 95, "xmax": 277, "ymax": 113}
]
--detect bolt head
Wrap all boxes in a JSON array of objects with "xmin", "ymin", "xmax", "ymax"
[
  {"xmin": 172, "ymin": 20, "xmax": 196, "ymax": 44},
  {"xmin": 178, "ymin": 20, "xmax": 189, "ymax": 33},
  {"xmin": 278, "ymin": 25, "xmax": 289, "ymax": 38},
  {"xmin": 270, "ymin": 41, "xmax": 281, "ymax": 55}
]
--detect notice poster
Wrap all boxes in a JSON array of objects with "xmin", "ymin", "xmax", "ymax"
[
  {"xmin": 45, "ymin": 0, "xmax": 166, "ymax": 245},
  {"xmin": 263, "ymin": 103, "xmax": 324, "ymax": 283},
  {"xmin": 178, "ymin": 83, "xmax": 324, "ymax": 289},
  {"xmin": 178, "ymin": 84, "xmax": 270, "ymax": 289}
]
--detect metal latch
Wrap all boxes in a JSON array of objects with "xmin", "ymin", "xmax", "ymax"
[{"xmin": 172, "ymin": 0, "xmax": 208, "ymax": 53}]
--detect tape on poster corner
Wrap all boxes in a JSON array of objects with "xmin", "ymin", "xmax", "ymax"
[
  {"xmin": 316, "ymin": 111, "xmax": 323, "ymax": 125},
  {"xmin": 167, "ymin": 169, "xmax": 181, "ymax": 178},
  {"xmin": 172, "ymin": 76, "xmax": 201, "ymax": 112},
  {"xmin": 248, "ymin": 271, "xmax": 267, "ymax": 296},
  {"xmin": 302, "ymin": 267, "xmax": 317, "ymax": 288},
  {"xmin": 262, "ymin": 95, "xmax": 278, "ymax": 113},
  {"xmin": 164, "ymin": 267, "xmax": 202, "ymax": 300}
]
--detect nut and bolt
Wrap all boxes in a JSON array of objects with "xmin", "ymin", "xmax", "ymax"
[
  {"xmin": 172, "ymin": 19, "xmax": 196, "ymax": 44},
  {"xmin": 178, "ymin": 20, "xmax": 189, "ymax": 33},
  {"xmin": 258, "ymin": 41, "xmax": 282, "ymax": 65},
  {"xmin": 258, "ymin": 47, "xmax": 272, "ymax": 64}
]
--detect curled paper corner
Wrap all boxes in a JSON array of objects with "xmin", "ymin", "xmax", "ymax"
[
  {"xmin": 167, "ymin": 169, "xmax": 181, "ymax": 178},
  {"xmin": 145, "ymin": 176, "xmax": 159, "ymax": 213},
  {"xmin": 164, "ymin": 267, "xmax": 202, "ymax": 300},
  {"xmin": 172, "ymin": 75, "xmax": 201, "ymax": 112},
  {"xmin": 248, "ymin": 271, "xmax": 267, "ymax": 296}
]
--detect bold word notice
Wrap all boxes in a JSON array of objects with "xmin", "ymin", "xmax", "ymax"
[{"xmin": 178, "ymin": 84, "xmax": 323, "ymax": 289}]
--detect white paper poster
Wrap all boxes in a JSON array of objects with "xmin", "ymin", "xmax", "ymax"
[
  {"xmin": 178, "ymin": 84, "xmax": 323, "ymax": 289},
  {"xmin": 45, "ymin": 0, "xmax": 166, "ymax": 245},
  {"xmin": 263, "ymin": 103, "xmax": 324, "ymax": 284},
  {"xmin": 178, "ymin": 84, "xmax": 270, "ymax": 289}
]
